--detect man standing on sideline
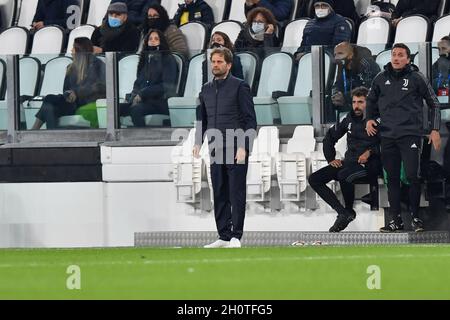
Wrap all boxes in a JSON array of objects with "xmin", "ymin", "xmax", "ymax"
[
  {"xmin": 366, "ymin": 43, "xmax": 441, "ymax": 232},
  {"xmin": 309, "ymin": 87, "xmax": 381, "ymax": 232},
  {"xmin": 193, "ymin": 48, "xmax": 257, "ymax": 248}
]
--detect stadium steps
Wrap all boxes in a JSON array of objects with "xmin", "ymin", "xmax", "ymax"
[{"xmin": 135, "ymin": 231, "xmax": 450, "ymax": 247}]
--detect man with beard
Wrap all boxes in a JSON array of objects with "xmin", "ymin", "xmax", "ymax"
[
  {"xmin": 193, "ymin": 48, "xmax": 256, "ymax": 248},
  {"xmin": 309, "ymin": 87, "xmax": 381, "ymax": 232}
]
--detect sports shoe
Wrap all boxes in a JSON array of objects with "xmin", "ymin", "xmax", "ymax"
[
  {"xmin": 411, "ymin": 218, "xmax": 425, "ymax": 232},
  {"xmin": 204, "ymin": 239, "xmax": 230, "ymax": 248},
  {"xmin": 229, "ymin": 237, "xmax": 241, "ymax": 248},
  {"xmin": 329, "ymin": 209, "xmax": 356, "ymax": 233},
  {"xmin": 380, "ymin": 220, "xmax": 404, "ymax": 233}
]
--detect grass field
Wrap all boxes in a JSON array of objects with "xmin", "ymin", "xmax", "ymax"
[{"xmin": 1, "ymin": 245, "xmax": 450, "ymax": 299}]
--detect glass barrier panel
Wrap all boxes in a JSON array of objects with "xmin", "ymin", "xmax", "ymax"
[
  {"xmin": 0, "ymin": 55, "xmax": 6, "ymax": 130},
  {"xmin": 19, "ymin": 53, "xmax": 106, "ymax": 131}
]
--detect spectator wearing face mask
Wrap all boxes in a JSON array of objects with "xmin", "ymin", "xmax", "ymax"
[
  {"xmin": 140, "ymin": 3, "xmax": 188, "ymax": 57},
  {"xmin": 244, "ymin": 0, "xmax": 293, "ymax": 25},
  {"xmin": 202, "ymin": 31, "xmax": 244, "ymax": 84},
  {"xmin": 331, "ymin": 42, "xmax": 380, "ymax": 115},
  {"xmin": 432, "ymin": 36, "xmax": 450, "ymax": 100},
  {"xmin": 109, "ymin": 0, "xmax": 158, "ymax": 26},
  {"xmin": 91, "ymin": 2, "xmax": 140, "ymax": 53},
  {"xmin": 295, "ymin": 0, "xmax": 351, "ymax": 60},
  {"xmin": 120, "ymin": 29, "xmax": 178, "ymax": 127},
  {"xmin": 235, "ymin": 7, "xmax": 279, "ymax": 59},
  {"xmin": 173, "ymin": 0, "xmax": 214, "ymax": 28}
]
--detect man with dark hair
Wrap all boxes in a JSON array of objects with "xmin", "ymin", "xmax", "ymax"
[
  {"xmin": 173, "ymin": 0, "xmax": 214, "ymax": 28},
  {"xmin": 309, "ymin": 87, "xmax": 381, "ymax": 232},
  {"xmin": 366, "ymin": 43, "xmax": 442, "ymax": 232},
  {"xmin": 110, "ymin": 0, "xmax": 156, "ymax": 26},
  {"xmin": 295, "ymin": 0, "xmax": 351, "ymax": 58},
  {"xmin": 332, "ymin": 42, "xmax": 380, "ymax": 115},
  {"xmin": 194, "ymin": 48, "xmax": 257, "ymax": 248},
  {"xmin": 391, "ymin": 0, "xmax": 440, "ymax": 26},
  {"xmin": 244, "ymin": 0, "xmax": 293, "ymax": 24},
  {"xmin": 432, "ymin": 36, "xmax": 450, "ymax": 100}
]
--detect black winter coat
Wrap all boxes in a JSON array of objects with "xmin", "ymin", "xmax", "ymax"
[
  {"xmin": 91, "ymin": 20, "xmax": 140, "ymax": 53},
  {"xmin": 392, "ymin": 0, "xmax": 440, "ymax": 20},
  {"xmin": 367, "ymin": 63, "xmax": 441, "ymax": 139},
  {"xmin": 110, "ymin": 0, "xmax": 152, "ymax": 25},
  {"xmin": 64, "ymin": 57, "xmax": 106, "ymax": 107},
  {"xmin": 33, "ymin": 0, "xmax": 79, "ymax": 28},
  {"xmin": 323, "ymin": 111, "xmax": 380, "ymax": 163},
  {"xmin": 235, "ymin": 26, "xmax": 279, "ymax": 59},
  {"xmin": 245, "ymin": 0, "xmax": 293, "ymax": 23},
  {"xmin": 173, "ymin": 0, "xmax": 214, "ymax": 28}
]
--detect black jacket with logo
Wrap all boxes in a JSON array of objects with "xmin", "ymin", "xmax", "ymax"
[
  {"xmin": 323, "ymin": 111, "xmax": 380, "ymax": 163},
  {"xmin": 195, "ymin": 74, "xmax": 256, "ymax": 152},
  {"xmin": 367, "ymin": 63, "xmax": 441, "ymax": 139},
  {"xmin": 173, "ymin": 0, "xmax": 214, "ymax": 28}
]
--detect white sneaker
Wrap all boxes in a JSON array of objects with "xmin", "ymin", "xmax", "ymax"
[
  {"xmin": 229, "ymin": 237, "xmax": 241, "ymax": 248},
  {"xmin": 203, "ymin": 239, "xmax": 230, "ymax": 248}
]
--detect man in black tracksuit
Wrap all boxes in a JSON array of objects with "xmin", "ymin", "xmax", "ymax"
[
  {"xmin": 366, "ymin": 43, "xmax": 442, "ymax": 232},
  {"xmin": 309, "ymin": 87, "xmax": 381, "ymax": 232},
  {"xmin": 194, "ymin": 48, "xmax": 257, "ymax": 248}
]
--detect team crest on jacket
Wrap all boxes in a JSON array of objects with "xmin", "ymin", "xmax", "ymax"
[{"xmin": 402, "ymin": 79, "xmax": 409, "ymax": 90}]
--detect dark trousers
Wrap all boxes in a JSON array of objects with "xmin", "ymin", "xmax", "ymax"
[
  {"xmin": 381, "ymin": 136, "xmax": 422, "ymax": 220},
  {"xmin": 308, "ymin": 159, "xmax": 381, "ymax": 215},
  {"xmin": 210, "ymin": 162, "xmax": 248, "ymax": 241},
  {"xmin": 120, "ymin": 100, "xmax": 168, "ymax": 127},
  {"xmin": 36, "ymin": 95, "xmax": 77, "ymax": 129}
]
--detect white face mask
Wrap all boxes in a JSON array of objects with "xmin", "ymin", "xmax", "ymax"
[
  {"xmin": 315, "ymin": 8, "xmax": 330, "ymax": 18},
  {"xmin": 252, "ymin": 22, "xmax": 266, "ymax": 34}
]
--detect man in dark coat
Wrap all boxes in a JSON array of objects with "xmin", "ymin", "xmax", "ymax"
[
  {"xmin": 110, "ymin": 0, "xmax": 155, "ymax": 26},
  {"xmin": 392, "ymin": 0, "xmax": 441, "ymax": 26},
  {"xmin": 91, "ymin": 2, "xmax": 140, "ymax": 53},
  {"xmin": 173, "ymin": 0, "xmax": 214, "ymax": 28},
  {"xmin": 244, "ymin": 0, "xmax": 293, "ymax": 24},
  {"xmin": 32, "ymin": 0, "xmax": 79, "ymax": 30}
]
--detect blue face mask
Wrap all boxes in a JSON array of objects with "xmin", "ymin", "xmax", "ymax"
[{"xmin": 108, "ymin": 16, "xmax": 123, "ymax": 28}]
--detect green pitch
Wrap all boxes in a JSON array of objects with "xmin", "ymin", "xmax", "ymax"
[{"xmin": 1, "ymin": 245, "xmax": 450, "ymax": 299}]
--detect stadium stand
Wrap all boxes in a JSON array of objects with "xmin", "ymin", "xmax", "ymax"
[
  {"xmin": 179, "ymin": 21, "xmax": 208, "ymax": 58},
  {"xmin": 356, "ymin": 17, "xmax": 390, "ymax": 54},
  {"xmin": 228, "ymin": 0, "xmax": 247, "ymax": 23},
  {"xmin": 236, "ymin": 51, "xmax": 259, "ymax": 90},
  {"xmin": 0, "ymin": 26, "xmax": 28, "ymax": 54},
  {"xmin": 433, "ymin": 14, "xmax": 450, "ymax": 42},
  {"xmin": 66, "ymin": 24, "xmax": 95, "ymax": 54},
  {"xmin": 210, "ymin": 20, "xmax": 243, "ymax": 45},
  {"xmin": 86, "ymin": 0, "xmax": 110, "ymax": 26},
  {"xmin": 281, "ymin": 18, "xmax": 309, "ymax": 54}
]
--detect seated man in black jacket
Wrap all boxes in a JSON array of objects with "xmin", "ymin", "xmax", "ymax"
[
  {"xmin": 391, "ymin": 0, "xmax": 440, "ymax": 26},
  {"xmin": 32, "ymin": 0, "xmax": 79, "ymax": 31},
  {"xmin": 309, "ymin": 87, "xmax": 381, "ymax": 232}
]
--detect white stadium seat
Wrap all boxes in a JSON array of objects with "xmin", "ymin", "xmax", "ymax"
[
  {"xmin": 179, "ymin": 22, "xmax": 207, "ymax": 58},
  {"xmin": 211, "ymin": 20, "xmax": 243, "ymax": 45},
  {"xmin": 247, "ymin": 126, "xmax": 279, "ymax": 202},
  {"xmin": 66, "ymin": 25, "xmax": 96, "ymax": 54},
  {"xmin": 433, "ymin": 14, "xmax": 450, "ymax": 42},
  {"xmin": 86, "ymin": 0, "xmax": 110, "ymax": 26},
  {"xmin": 357, "ymin": 17, "xmax": 390, "ymax": 55},
  {"xmin": 229, "ymin": 0, "xmax": 247, "ymax": 23},
  {"xmin": 376, "ymin": 49, "xmax": 392, "ymax": 70},
  {"xmin": 16, "ymin": 0, "xmax": 39, "ymax": 29},
  {"xmin": 204, "ymin": 0, "xmax": 226, "ymax": 23},
  {"xmin": 282, "ymin": 18, "xmax": 310, "ymax": 54},
  {"xmin": 0, "ymin": 27, "xmax": 29, "ymax": 54},
  {"xmin": 31, "ymin": 26, "xmax": 65, "ymax": 64},
  {"xmin": 394, "ymin": 15, "xmax": 429, "ymax": 53},
  {"xmin": 236, "ymin": 51, "xmax": 258, "ymax": 88},
  {"xmin": 168, "ymin": 53, "xmax": 204, "ymax": 127},
  {"xmin": 254, "ymin": 52, "xmax": 293, "ymax": 125},
  {"xmin": 161, "ymin": 0, "xmax": 180, "ymax": 19}
]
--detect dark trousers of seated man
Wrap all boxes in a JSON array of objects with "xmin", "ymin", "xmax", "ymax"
[
  {"xmin": 309, "ymin": 158, "xmax": 381, "ymax": 215},
  {"xmin": 381, "ymin": 136, "xmax": 422, "ymax": 221},
  {"xmin": 210, "ymin": 148, "xmax": 248, "ymax": 241}
]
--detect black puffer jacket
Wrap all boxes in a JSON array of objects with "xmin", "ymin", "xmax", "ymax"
[
  {"xmin": 323, "ymin": 111, "xmax": 380, "ymax": 163},
  {"xmin": 173, "ymin": 0, "xmax": 214, "ymax": 28},
  {"xmin": 91, "ymin": 20, "xmax": 140, "ymax": 53},
  {"xmin": 367, "ymin": 63, "xmax": 441, "ymax": 139}
]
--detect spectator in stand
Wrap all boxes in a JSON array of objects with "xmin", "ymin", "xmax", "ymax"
[
  {"xmin": 331, "ymin": 42, "xmax": 380, "ymax": 115},
  {"xmin": 295, "ymin": 0, "xmax": 351, "ymax": 59},
  {"xmin": 140, "ymin": 3, "xmax": 189, "ymax": 57},
  {"xmin": 244, "ymin": 0, "xmax": 293, "ymax": 25},
  {"xmin": 120, "ymin": 29, "xmax": 178, "ymax": 127},
  {"xmin": 203, "ymin": 31, "xmax": 244, "ymax": 84},
  {"xmin": 432, "ymin": 36, "xmax": 450, "ymax": 98},
  {"xmin": 235, "ymin": 7, "xmax": 279, "ymax": 59},
  {"xmin": 31, "ymin": 38, "xmax": 106, "ymax": 130},
  {"xmin": 333, "ymin": 0, "xmax": 360, "ymax": 26},
  {"xmin": 391, "ymin": 0, "xmax": 441, "ymax": 26},
  {"xmin": 110, "ymin": 0, "xmax": 158, "ymax": 26},
  {"xmin": 173, "ymin": 0, "xmax": 214, "ymax": 28},
  {"xmin": 91, "ymin": 2, "xmax": 140, "ymax": 53},
  {"xmin": 32, "ymin": 0, "xmax": 79, "ymax": 31}
]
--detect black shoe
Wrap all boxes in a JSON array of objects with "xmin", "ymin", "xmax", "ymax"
[
  {"xmin": 329, "ymin": 209, "xmax": 356, "ymax": 233},
  {"xmin": 380, "ymin": 219, "xmax": 404, "ymax": 233},
  {"xmin": 411, "ymin": 218, "xmax": 425, "ymax": 232}
]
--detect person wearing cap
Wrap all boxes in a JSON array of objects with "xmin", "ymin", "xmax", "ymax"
[
  {"xmin": 32, "ymin": 0, "xmax": 79, "ymax": 31},
  {"xmin": 294, "ymin": 0, "xmax": 351, "ymax": 59},
  {"xmin": 91, "ymin": 2, "xmax": 140, "ymax": 53},
  {"xmin": 110, "ymin": 0, "xmax": 159, "ymax": 26},
  {"xmin": 173, "ymin": 0, "xmax": 214, "ymax": 28},
  {"xmin": 244, "ymin": 0, "xmax": 293, "ymax": 25}
]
